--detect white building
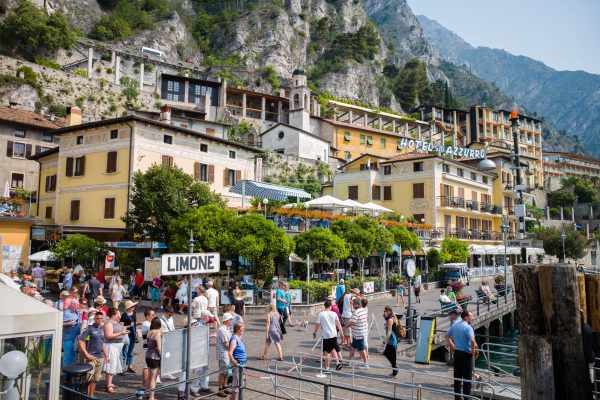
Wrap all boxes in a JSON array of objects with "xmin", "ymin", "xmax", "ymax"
[{"xmin": 260, "ymin": 123, "xmax": 329, "ymax": 163}]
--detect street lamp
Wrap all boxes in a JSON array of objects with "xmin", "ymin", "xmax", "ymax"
[
  {"xmin": 478, "ymin": 110, "xmax": 527, "ymax": 264},
  {"xmin": 501, "ymin": 216, "xmax": 510, "ymax": 302},
  {"xmin": 347, "ymin": 257, "xmax": 353, "ymax": 278},
  {"xmin": 225, "ymin": 259, "xmax": 233, "ymax": 281},
  {"xmin": 262, "ymin": 198, "xmax": 269, "ymax": 218},
  {"xmin": 385, "ymin": 257, "xmax": 392, "ymax": 291},
  {"xmin": 561, "ymin": 229, "xmax": 567, "ymax": 263}
]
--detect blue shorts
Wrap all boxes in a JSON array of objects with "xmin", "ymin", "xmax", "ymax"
[{"xmin": 351, "ymin": 338, "xmax": 366, "ymax": 351}]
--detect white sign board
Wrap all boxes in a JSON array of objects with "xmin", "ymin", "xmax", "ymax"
[
  {"xmin": 220, "ymin": 289, "xmax": 254, "ymax": 305},
  {"xmin": 144, "ymin": 258, "xmax": 161, "ymax": 281},
  {"xmin": 161, "ymin": 253, "xmax": 220, "ymax": 276},
  {"xmin": 270, "ymin": 289, "xmax": 303, "ymax": 304},
  {"xmin": 507, "ymin": 240, "xmax": 532, "ymax": 247},
  {"xmin": 363, "ymin": 281, "xmax": 374, "ymax": 294}
]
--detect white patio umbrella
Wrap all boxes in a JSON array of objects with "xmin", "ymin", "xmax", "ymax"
[
  {"xmin": 304, "ymin": 195, "xmax": 351, "ymax": 210},
  {"xmin": 0, "ymin": 273, "xmax": 21, "ymax": 291},
  {"xmin": 363, "ymin": 202, "xmax": 393, "ymax": 213},
  {"xmin": 2, "ymin": 182, "xmax": 9, "ymax": 198},
  {"xmin": 342, "ymin": 199, "xmax": 370, "ymax": 211},
  {"xmin": 28, "ymin": 250, "xmax": 55, "ymax": 262}
]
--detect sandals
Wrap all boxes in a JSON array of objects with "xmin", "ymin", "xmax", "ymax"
[
  {"xmin": 257, "ymin": 355, "xmax": 267, "ymax": 360},
  {"xmin": 105, "ymin": 387, "xmax": 116, "ymax": 394},
  {"xmin": 276, "ymin": 357, "xmax": 284, "ymax": 361}
]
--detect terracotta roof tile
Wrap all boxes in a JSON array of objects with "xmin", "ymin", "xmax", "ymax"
[
  {"xmin": 384, "ymin": 152, "xmax": 436, "ymax": 162},
  {"xmin": 0, "ymin": 105, "xmax": 65, "ymax": 130}
]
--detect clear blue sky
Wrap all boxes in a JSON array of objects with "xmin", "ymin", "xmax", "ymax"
[{"xmin": 407, "ymin": 0, "xmax": 600, "ymax": 75}]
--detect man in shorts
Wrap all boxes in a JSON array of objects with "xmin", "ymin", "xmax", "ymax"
[
  {"xmin": 312, "ymin": 300, "xmax": 344, "ymax": 372},
  {"xmin": 343, "ymin": 297, "xmax": 369, "ymax": 369},
  {"xmin": 206, "ymin": 280, "xmax": 221, "ymax": 327},
  {"xmin": 216, "ymin": 313, "xmax": 234, "ymax": 397},
  {"xmin": 78, "ymin": 311, "xmax": 107, "ymax": 397}
]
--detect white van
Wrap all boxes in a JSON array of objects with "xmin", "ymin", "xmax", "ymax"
[
  {"xmin": 439, "ymin": 263, "xmax": 470, "ymax": 285},
  {"xmin": 141, "ymin": 47, "xmax": 165, "ymax": 59}
]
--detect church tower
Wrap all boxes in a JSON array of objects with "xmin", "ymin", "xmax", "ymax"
[{"xmin": 288, "ymin": 68, "xmax": 311, "ymax": 131}]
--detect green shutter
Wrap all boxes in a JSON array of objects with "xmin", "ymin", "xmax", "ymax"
[
  {"xmin": 360, "ymin": 134, "xmax": 365, "ymax": 145},
  {"xmin": 366, "ymin": 136, "xmax": 373, "ymax": 145},
  {"xmin": 397, "ymin": 140, "xmax": 402, "ymax": 150},
  {"xmin": 344, "ymin": 132, "xmax": 351, "ymax": 141},
  {"xmin": 380, "ymin": 138, "xmax": 386, "ymax": 148}
]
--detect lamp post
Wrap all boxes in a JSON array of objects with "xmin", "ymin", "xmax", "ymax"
[
  {"xmin": 262, "ymin": 198, "xmax": 269, "ymax": 218},
  {"xmin": 225, "ymin": 259, "xmax": 232, "ymax": 281},
  {"xmin": 501, "ymin": 216, "xmax": 510, "ymax": 302},
  {"xmin": 561, "ymin": 229, "xmax": 566, "ymax": 263},
  {"xmin": 386, "ymin": 257, "xmax": 391, "ymax": 291},
  {"xmin": 347, "ymin": 257, "xmax": 353, "ymax": 279},
  {"xmin": 405, "ymin": 259, "xmax": 416, "ymax": 344},
  {"xmin": 478, "ymin": 109, "xmax": 527, "ymax": 264},
  {"xmin": 185, "ymin": 230, "xmax": 195, "ymax": 399}
]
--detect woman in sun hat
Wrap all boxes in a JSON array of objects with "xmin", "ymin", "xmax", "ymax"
[
  {"xmin": 94, "ymin": 295, "xmax": 108, "ymax": 317},
  {"xmin": 120, "ymin": 300, "xmax": 138, "ymax": 373}
]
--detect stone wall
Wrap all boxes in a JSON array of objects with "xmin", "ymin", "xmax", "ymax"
[{"xmin": 0, "ymin": 55, "xmax": 159, "ymax": 121}]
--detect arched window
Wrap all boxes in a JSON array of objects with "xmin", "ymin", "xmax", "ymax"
[{"xmin": 293, "ymin": 93, "xmax": 300, "ymax": 109}]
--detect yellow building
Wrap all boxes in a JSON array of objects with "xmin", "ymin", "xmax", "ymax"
[
  {"xmin": 31, "ymin": 115, "xmax": 260, "ymax": 240},
  {"xmin": 0, "ymin": 217, "xmax": 44, "ymax": 271},
  {"xmin": 325, "ymin": 153, "xmax": 509, "ymax": 245},
  {"xmin": 543, "ymin": 151, "xmax": 600, "ymax": 191}
]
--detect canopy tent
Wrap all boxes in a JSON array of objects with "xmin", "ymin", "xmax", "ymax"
[
  {"xmin": 362, "ymin": 202, "xmax": 393, "ymax": 213},
  {"xmin": 342, "ymin": 199, "xmax": 371, "ymax": 211},
  {"xmin": 229, "ymin": 180, "xmax": 312, "ymax": 208},
  {"xmin": 468, "ymin": 244, "xmax": 486, "ymax": 255},
  {"xmin": 303, "ymin": 195, "xmax": 352, "ymax": 210},
  {"xmin": 28, "ymin": 250, "xmax": 55, "ymax": 262}
]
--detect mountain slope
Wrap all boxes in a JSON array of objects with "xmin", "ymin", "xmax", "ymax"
[{"xmin": 418, "ymin": 15, "xmax": 600, "ymax": 156}]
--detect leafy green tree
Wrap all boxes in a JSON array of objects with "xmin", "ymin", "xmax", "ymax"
[
  {"xmin": 116, "ymin": 249, "xmax": 140, "ymax": 277},
  {"xmin": 1, "ymin": 0, "xmax": 77, "ymax": 58},
  {"xmin": 51, "ymin": 234, "xmax": 108, "ymax": 266},
  {"xmin": 294, "ymin": 227, "xmax": 348, "ymax": 273},
  {"xmin": 394, "ymin": 59, "xmax": 428, "ymax": 111},
  {"xmin": 561, "ymin": 177, "xmax": 599, "ymax": 204},
  {"xmin": 548, "ymin": 190, "xmax": 577, "ymax": 208},
  {"xmin": 122, "ymin": 164, "xmax": 224, "ymax": 244},
  {"xmin": 426, "ymin": 248, "xmax": 443, "ymax": 270},
  {"xmin": 388, "ymin": 225, "xmax": 421, "ymax": 251},
  {"xmin": 373, "ymin": 225, "xmax": 394, "ymax": 255},
  {"xmin": 169, "ymin": 205, "xmax": 236, "ymax": 254},
  {"xmin": 537, "ymin": 225, "xmax": 586, "ymax": 261},
  {"xmin": 440, "ymin": 237, "xmax": 470, "ymax": 263},
  {"xmin": 120, "ymin": 77, "xmax": 140, "ymax": 106},
  {"xmin": 331, "ymin": 216, "xmax": 379, "ymax": 275},
  {"xmin": 228, "ymin": 214, "xmax": 295, "ymax": 283}
]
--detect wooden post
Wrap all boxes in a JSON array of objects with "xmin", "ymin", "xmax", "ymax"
[
  {"xmin": 513, "ymin": 264, "xmax": 545, "ymax": 334},
  {"xmin": 518, "ymin": 335, "xmax": 555, "ymax": 400},
  {"xmin": 585, "ymin": 274, "xmax": 600, "ymax": 354},
  {"xmin": 577, "ymin": 273, "xmax": 587, "ymax": 324},
  {"xmin": 538, "ymin": 264, "xmax": 592, "ymax": 399}
]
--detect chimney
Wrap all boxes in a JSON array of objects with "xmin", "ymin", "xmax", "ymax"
[
  {"xmin": 65, "ymin": 106, "xmax": 82, "ymax": 126},
  {"xmin": 159, "ymin": 105, "xmax": 172, "ymax": 124}
]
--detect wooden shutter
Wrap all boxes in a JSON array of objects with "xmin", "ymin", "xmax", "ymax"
[
  {"xmin": 413, "ymin": 183, "xmax": 424, "ymax": 199},
  {"xmin": 162, "ymin": 155, "xmax": 171, "ymax": 166},
  {"xmin": 66, "ymin": 157, "xmax": 74, "ymax": 177},
  {"xmin": 235, "ymin": 170, "xmax": 242, "ymax": 185},
  {"xmin": 70, "ymin": 200, "xmax": 80, "ymax": 220},
  {"xmin": 223, "ymin": 168, "xmax": 229, "ymax": 186},
  {"xmin": 45, "ymin": 206, "xmax": 52, "ymax": 219},
  {"xmin": 80, "ymin": 156, "xmax": 86, "ymax": 175},
  {"xmin": 384, "ymin": 186, "xmax": 392, "ymax": 200},
  {"xmin": 104, "ymin": 198, "xmax": 115, "ymax": 219},
  {"xmin": 106, "ymin": 152, "xmax": 117, "ymax": 173},
  {"xmin": 194, "ymin": 162, "xmax": 200, "ymax": 181},
  {"xmin": 206, "ymin": 128, "xmax": 215, "ymax": 136},
  {"xmin": 208, "ymin": 165, "xmax": 215, "ymax": 183},
  {"xmin": 25, "ymin": 144, "xmax": 32, "ymax": 157},
  {"xmin": 372, "ymin": 185, "xmax": 380, "ymax": 200},
  {"xmin": 458, "ymin": 187, "xmax": 464, "ymax": 199},
  {"xmin": 51, "ymin": 175, "xmax": 56, "ymax": 191},
  {"xmin": 45, "ymin": 176, "xmax": 50, "ymax": 192},
  {"xmin": 6, "ymin": 141, "xmax": 13, "ymax": 157},
  {"xmin": 348, "ymin": 186, "xmax": 358, "ymax": 200},
  {"xmin": 35, "ymin": 145, "xmax": 41, "ymax": 154}
]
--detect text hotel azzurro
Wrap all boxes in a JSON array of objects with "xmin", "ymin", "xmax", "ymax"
[{"xmin": 398, "ymin": 138, "xmax": 486, "ymax": 159}]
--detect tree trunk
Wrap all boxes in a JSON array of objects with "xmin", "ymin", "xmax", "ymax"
[
  {"xmin": 538, "ymin": 264, "xmax": 592, "ymax": 399},
  {"xmin": 518, "ymin": 334, "xmax": 555, "ymax": 400},
  {"xmin": 577, "ymin": 273, "xmax": 587, "ymax": 324},
  {"xmin": 513, "ymin": 264, "xmax": 545, "ymax": 335},
  {"xmin": 585, "ymin": 274, "xmax": 600, "ymax": 355}
]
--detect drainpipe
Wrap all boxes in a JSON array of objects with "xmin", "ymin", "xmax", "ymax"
[{"xmin": 124, "ymin": 121, "xmax": 134, "ymax": 231}]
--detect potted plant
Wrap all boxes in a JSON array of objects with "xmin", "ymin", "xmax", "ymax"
[
  {"xmin": 450, "ymin": 281, "xmax": 471, "ymax": 304},
  {"xmin": 494, "ymin": 274, "xmax": 506, "ymax": 289},
  {"xmin": 11, "ymin": 187, "xmax": 29, "ymax": 217}
]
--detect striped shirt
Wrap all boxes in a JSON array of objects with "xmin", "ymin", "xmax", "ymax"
[
  {"xmin": 350, "ymin": 307, "xmax": 368, "ymax": 339},
  {"xmin": 216, "ymin": 325, "xmax": 231, "ymax": 361}
]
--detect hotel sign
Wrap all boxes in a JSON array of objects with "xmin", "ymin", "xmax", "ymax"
[{"xmin": 397, "ymin": 138, "xmax": 486, "ymax": 159}]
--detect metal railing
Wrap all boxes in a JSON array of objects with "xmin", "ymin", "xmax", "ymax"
[
  {"xmin": 593, "ymin": 357, "xmax": 600, "ymax": 397},
  {"xmin": 284, "ymin": 353, "xmax": 493, "ymax": 400},
  {"xmin": 480, "ymin": 341, "xmax": 519, "ymax": 377}
]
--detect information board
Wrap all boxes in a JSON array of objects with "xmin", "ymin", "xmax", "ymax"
[
  {"xmin": 415, "ymin": 316, "xmax": 436, "ymax": 364},
  {"xmin": 363, "ymin": 281, "xmax": 374, "ymax": 294},
  {"xmin": 161, "ymin": 325, "xmax": 210, "ymax": 376},
  {"xmin": 270, "ymin": 289, "xmax": 303, "ymax": 304},
  {"xmin": 144, "ymin": 258, "xmax": 161, "ymax": 282},
  {"xmin": 220, "ymin": 289, "xmax": 254, "ymax": 305}
]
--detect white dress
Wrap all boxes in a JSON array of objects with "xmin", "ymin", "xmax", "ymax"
[{"xmin": 176, "ymin": 281, "xmax": 189, "ymax": 304}]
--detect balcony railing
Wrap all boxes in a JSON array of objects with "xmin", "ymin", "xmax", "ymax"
[
  {"xmin": 441, "ymin": 197, "xmax": 502, "ymax": 214},
  {"xmin": 466, "ymin": 200, "xmax": 479, "ymax": 210},
  {"xmin": 431, "ymin": 227, "xmax": 503, "ymax": 242},
  {"xmin": 438, "ymin": 196, "xmax": 465, "ymax": 208}
]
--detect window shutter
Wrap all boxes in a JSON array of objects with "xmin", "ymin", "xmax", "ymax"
[
  {"xmin": 384, "ymin": 186, "xmax": 392, "ymax": 201},
  {"xmin": 6, "ymin": 141, "xmax": 13, "ymax": 157},
  {"xmin": 45, "ymin": 176, "xmax": 50, "ymax": 192},
  {"xmin": 235, "ymin": 170, "xmax": 242, "ymax": 184},
  {"xmin": 45, "ymin": 206, "xmax": 52, "ymax": 219},
  {"xmin": 70, "ymin": 200, "xmax": 80, "ymax": 220},
  {"xmin": 104, "ymin": 198, "xmax": 115, "ymax": 219},
  {"xmin": 223, "ymin": 168, "xmax": 229, "ymax": 186},
  {"xmin": 208, "ymin": 165, "xmax": 215, "ymax": 183},
  {"xmin": 66, "ymin": 157, "xmax": 73, "ymax": 177},
  {"xmin": 80, "ymin": 155, "xmax": 86, "ymax": 175},
  {"xmin": 194, "ymin": 162, "xmax": 200, "ymax": 181},
  {"xmin": 25, "ymin": 144, "xmax": 32, "ymax": 157},
  {"xmin": 51, "ymin": 175, "xmax": 56, "ymax": 191},
  {"xmin": 107, "ymin": 152, "xmax": 117, "ymax": 173},
  {"xmin": 35, "ymin": 145, "xmax": 41, "ymax": 154},
  {"xmin": 169, "ymin": 156, "xmax": 173, "ymax": 167},
  {"xmin": 162, "ymin": 155, "xmax": 169, "ymax": 166}
]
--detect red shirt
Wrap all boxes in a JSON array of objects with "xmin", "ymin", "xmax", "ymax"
[{"xmin": 135, "ymin": 273, "xmax": 144, "ymax": 286}]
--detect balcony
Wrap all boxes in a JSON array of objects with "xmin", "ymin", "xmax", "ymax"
[
  {"xmin": 438, "ymin": 196, "xmax": 465, "ymax": 208},
  {"xmin": 466, "ymin": 200, "xmax": 479, "ymax": 210},
  {"xmin": 432, "ymin": 227, "xmax": 501, "ymax": 241}
]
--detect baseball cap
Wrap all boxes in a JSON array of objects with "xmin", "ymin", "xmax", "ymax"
[
  {"xmin": 222, "ymin": 312, "xmax": 233, "ymax": 322},
  {"xmin": 339, "ymin": 279, "xmax": 344, "ymax": 284},
  {"xmin": 200, "ymin": 310, "xmax": 214, "ymax": 318}
]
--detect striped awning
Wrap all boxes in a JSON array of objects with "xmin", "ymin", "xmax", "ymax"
[{"xmin": 229, "ymin": 180, "xmax": 312, "ymax": 201}]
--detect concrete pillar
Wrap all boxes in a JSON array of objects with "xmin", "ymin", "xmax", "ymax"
[
  {"xmin": 110, "ymin": 50, "xmax": 116, "ymax": 64},
  {"xmin": 139, "ymin": 63, "xmax": 144, "ymax": 91},
  {"xmin": 546, "ymin": 207, "xmax": 550, "ymax": 220},
  {"xmin": 363, "ymin": 112, "xmax": 367, "ymax": 126},
  {"xmin": 333, "ymin": 106, "xmax": 337, "ymax": 121},
  {"xmin": 560, "ymin": 206, "xmax": 564, "ymax": 220},
  {"xmin": 392, "ymin": 120, "xmax": 396, "ymax": 133},
  {"xmin": 115, "ymin": 55, "xmax": 121, "ymax": 84},
  {"xmin": 261, "ymin": 96, "xmax": 266, "ymax": 121},
  {"xmin": 87, "ymin": 47, "xmax": 94, "ymax": 77},
  {"xmin": 348, "ymin": 110, "xmax": 353, "ymax": 124},
  {"xmin": 242, "ymin": 93, "xmax": 247, "ymax": 118},
  {"xmin": 377, "ymin": 117, "xmax": 382, "ymax": 130},
  {"xmin": 277, "ymin": 100, "xmax": 282, "ymax": 122},
  {"xmin": 183, "ymin": 80, "xmax": 189, "ymax": 103},
  {"xmin": 507, "ymin": 311, "xmax": 515, "ymax": 331},
  {"xmin": 572, "ymin": 207, "xmax": 575, "ymax": 222},
  {"xmin": 498, "ymin": 319, "xmax": 504, "ymax": 336}
]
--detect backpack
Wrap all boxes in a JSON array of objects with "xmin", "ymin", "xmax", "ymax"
[{"xmin": 393, "ymin": 321, "xmax": 406, "ymax": 338}]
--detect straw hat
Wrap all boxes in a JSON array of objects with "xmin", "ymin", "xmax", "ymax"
[
  {"xmin": 351, "ymin": 288, "xmax": 361, "ymax": 295},
  {"xmin": 124, "ymin": 300, "xmax": 138, "ymax": 310},
  {"xmin": 94, "ymin": 295, "xmax": 107, "ymax": 305}
]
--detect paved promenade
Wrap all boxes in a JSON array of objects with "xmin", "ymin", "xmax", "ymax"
[{"xmin": 82, "ymin": 276, "xmax": 518, "ymax": 399}]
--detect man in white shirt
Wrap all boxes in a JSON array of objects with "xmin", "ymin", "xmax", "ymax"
[
  {"xmin": 192, "ymin": 287, "xmax": 209, "ymax": 320},
  {"xmin": 312, "ymin": 300, "xmax": 344, "ymax": 372},
  {"xmin": 205, "ymin": 280, "xmax": 221, "ymax": 327},
  {"xmin": 439, "ymin": 289, "xmax": 452, "ymax": 304}
]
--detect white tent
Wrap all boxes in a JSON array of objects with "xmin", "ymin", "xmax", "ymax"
[
  {"xmin": 28, "ymin": 250, "xmax": 54, "ymax": 262},
  {"xmin": 484, "ymin": 245, "xmax": 499, "ymax": 255},
  {"xmin": 468, "ymin": 244, "xmax": 486, "ymax": 255},
  {"xmin": 363, "ymin": 202, "xmax": 393, "ymax": 213},
  {"xmin": 342, "ymin": 199, "xmax": 370, "ymax": 211},
  {"xmin": 304, "ymin": 195, "xmax": 352, "ymax": 210}
]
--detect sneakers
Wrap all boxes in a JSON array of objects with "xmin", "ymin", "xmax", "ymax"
[
  {"xmin": 335, "ymin": 363, "xmax": 343, "ymax": 371},
  {"xmin": 156, "ymin": 376, "xmax": 161, "ymax": 384},
  {"xmin": 323, "ymin": 367, "xmax": 331, "ymax": 374},
  {"xmin": 163, "ymin": 374, "xmax": 177, "ymax": 380},
  {"xmin": 357, "ymin": 364, "xmax": 369, "ymax": 370},
  {"xmin": 387, "ymin": 373, "xmax": 397, "ymax": 378}
]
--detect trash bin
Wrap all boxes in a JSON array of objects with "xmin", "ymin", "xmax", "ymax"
[{"xmin": 62, "ymin": 363, "xmax": 92, "ymax": 399}]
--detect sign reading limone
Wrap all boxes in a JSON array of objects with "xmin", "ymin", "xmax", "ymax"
[
  {"xmin": 161, "ymin": 253, "xmax": 221, "ymax": 276},
  {"xmin": 397, "ymin": 138, "xmax": 486, "ymax": 159}
]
